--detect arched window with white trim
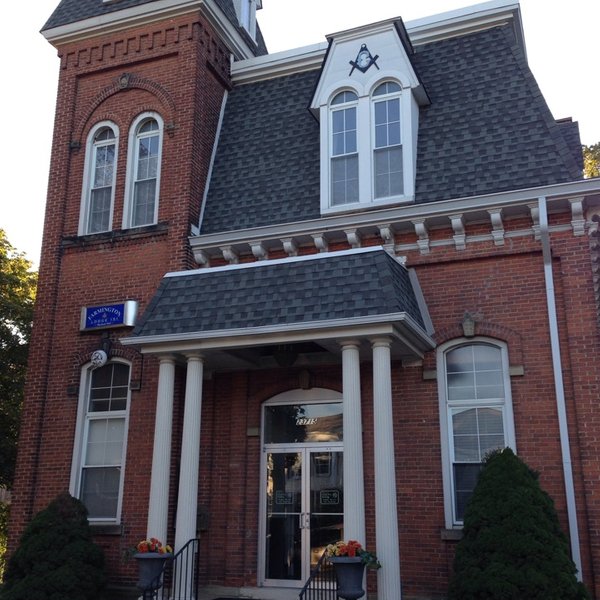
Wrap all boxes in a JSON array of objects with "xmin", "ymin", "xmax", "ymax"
[
  {"xmin": 372, "ymin": 81, "xmax": 402, "ymax": 199},
  {"xmin": 80, "ymin": 122, "xmax": 118, "ymax": 235},
  {"xmin": 124, "ymin": 113, "xmax": 163, "ymax": 228},
  {"xmin": 70, "ymin": 360, "xmax": 131, "ymax": 522},
  {"xmin": 437, "ymin": 339, "xmax": 516, "ymax": 527},
  {"xmin": 330, "ymin": 91, "xmax": 359, "ymax": 206}
]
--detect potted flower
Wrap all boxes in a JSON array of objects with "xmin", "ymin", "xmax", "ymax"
[
  {"xmin": 133, "ymin": 537, "xmax": 174, "ymax": 592},
  {"xmin": 325, "ymin": 540, "xmax": 380, "ymax": 600}
]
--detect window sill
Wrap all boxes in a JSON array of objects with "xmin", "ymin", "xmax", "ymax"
[
  {"xmin": 440, "ymin": 528, "xmax": 464, "ymax": 541},
  {"xmin": 63, "ymin": 222, "xmax": 169, "ymax": 249},
  {"xmin": 321, "ymin": 195, "xmax": 415, "ymax": 217},
  {"xmin": 89, "ymin": 523, "xmax": 123, "ymax": 536}
]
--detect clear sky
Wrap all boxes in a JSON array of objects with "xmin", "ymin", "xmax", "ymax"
[{"xmin": 2, "ymin": 0, "xmax": 598, "ymax": 266}]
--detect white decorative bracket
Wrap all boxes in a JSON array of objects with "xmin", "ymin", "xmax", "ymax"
[
  {"xmin": 488, "ymin": 208, "xmax": 505, "ymax": 246},
  {"xmin": 449, "ymin": 214, "xmax": 466, "ymax": 250},
  {"xmin": 281, "ymin": 237, "xmax": 298, "ymax": 257},
  {"xmin": 412, "ymin": 219, "xmax": 430, "ymax": 255},
  {"xmin": 193, "ymin": 249, "xmax": 211, "ymax": 268},
  {"xmin": 528, "ymin": 203, "xmax": 541, "ymax": 240},
  {"xmin": 251, "ymin": 242, "xmax": 268, "ymax": 261},
  {"xmin": 569, "ymin": 197, "xmax": 585, "ymax": 236},
  {"xmin": 312, "ymin": 233, "xmax": 329, "ymax": 253},
  {"xmin": 220, "ymin": 245, "xmax": 239, "ymax": 264},
  {"xmin": 344, "ymin": 229, "xmax": 362, "ymax": 248},
  {"xmin": 378, "ymin": 224, "xmax": 393, "ymax": 244}
]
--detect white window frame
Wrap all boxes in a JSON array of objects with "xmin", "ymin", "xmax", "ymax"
[
  {"xmin": 69, "ymin": 359, "xmax": 131, "ymax": 524},
  {"xmin": 123, "ymin": 112, "xmax": 163, "ymax": 229},
  {"xmin": 79, "ymin": 121, "xmax": 119, "ymax": 235},
  {"xmin": 437, "ymin": 338, "xmax": 516, "ymax": 529},
  {"xmin": 329, "ymin": 90, "xmax": 359, "ymax": 207},
  {"xmin": 320, "ymin": 78, "xmax": 416, "ymax": 216}
]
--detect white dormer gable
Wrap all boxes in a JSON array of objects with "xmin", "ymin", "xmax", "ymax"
[
  {"xmin": 310, "ymin": 18, "xmax": 430, "ymax": 215},
  {"xmin": 233, "ymin": 0, "xmax": 262, "ymax": 41}
]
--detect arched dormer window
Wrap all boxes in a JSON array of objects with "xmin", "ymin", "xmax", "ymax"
[
  {"xmin": 70, "ymin": 360, "xmax": 131, "ymax": 522},
  {"xmin": 372, "ymin": 81, "xmax": 402, "ymax": 199},
  {"xmin": 80, "ymin": 122, "xmax": 118, "ymax": 235},
  {"xmin": 437, "ymin": 339, "xmax": 516, "ymax": 527},
  {"xmin": 124, "ymin": 113, "xmax": 163, "ymax": 229},
  {"xmin": 330, "ymin": 91, "xmax": 359, "ymax": 206}
]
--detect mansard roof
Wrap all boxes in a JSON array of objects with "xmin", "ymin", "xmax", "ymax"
[
  {"xmin": 131, "ymin": 248, "xmax": 427, "ymax": 340},
  {"xmin": 42, "ymin": 0, "xmax": 267, "ymax": 55},
  {"xmin": 200, "ymin": 23, "xmax": 582, "ymax": 235}
]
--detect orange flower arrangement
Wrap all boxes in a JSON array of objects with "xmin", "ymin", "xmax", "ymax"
[
  {"xmin": 325, "ymin": 540, "xmax": 380, "ymax": 569},
  {"xmin": 136, "ymin": 537, "xmax": 173, "ymax": 554}
]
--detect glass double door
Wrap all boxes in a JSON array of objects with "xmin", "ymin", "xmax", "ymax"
[{"xmin": 264, "ymin": 447, "xmax": 343, "ymax": 586}]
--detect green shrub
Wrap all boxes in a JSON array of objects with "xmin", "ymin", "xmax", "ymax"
[
  {"xmin": 0, "ymin": 493, "xmax": 106, "ymax": 600},
  {"xmin": 449, "ymin": 448, "xmax": 589, "ymax": 600},
  {"xmin": 0, "ymin": 502, "xmax": 8, "ymax": 581}
]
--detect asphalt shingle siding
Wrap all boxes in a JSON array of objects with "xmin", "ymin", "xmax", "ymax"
[
  {"xmin": 133, "ymin": 250, "xmax": 424, "ymax": 338},
  {"xmin": 201, "ymin": 69, "xmax": 322, "ymax": 233},
  {"xmin": 201, "ymin": 24, "xmax": 582, "ymax": 234}
]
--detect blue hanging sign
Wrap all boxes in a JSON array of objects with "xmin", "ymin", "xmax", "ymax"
[{"xmin": 80, "ymin": 300, "xmax": 138, "ymax": 331}]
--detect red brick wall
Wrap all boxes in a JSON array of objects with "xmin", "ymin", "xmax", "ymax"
[
  {"xmin": 9, "ymin": 8, "xmax": 231, "ymax": 562},
  {"xmin": 10, "ymin": 8, "xmax": 600, "ymax": 600}
]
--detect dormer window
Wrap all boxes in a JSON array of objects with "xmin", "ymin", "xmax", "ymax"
[
  {"xmin": 235, "ymin": 0, "xmax": 260, "ymax": 40},
  {"xmin": 331, "ymin": 91, "xmax": 359, "ymax": 206},
  {"xmin": 311, "ymin": 24, "xmax": 429, "ymax": 217}
]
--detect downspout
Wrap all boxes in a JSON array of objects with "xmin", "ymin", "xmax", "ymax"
[{"xmin": 538, "ymin": 196, "xmax": 583, "ymax": 580}]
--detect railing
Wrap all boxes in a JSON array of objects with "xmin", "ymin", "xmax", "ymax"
[
  {"xmin": 299, "ymin": 551, "xmax": 338, "ymax": 600},
  {"xmin": 142, "ymin": 538, "xmax": 200, "ymax": 600}
]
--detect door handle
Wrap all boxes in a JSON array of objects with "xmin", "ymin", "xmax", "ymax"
[{"xmin": 298, "ymin": 513, "xmax": 311, "ymax": 529}]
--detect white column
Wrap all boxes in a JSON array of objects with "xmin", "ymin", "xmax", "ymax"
[
  {"xmin": 174, "ymin": 353, "xmax": 204, "ymax": 551},
  {"xmin": 340, "ymin": 340, "xmax": 365, "ymax": 543},
  {"xmin": 147, "ymin": 356, "xmax": 176, "ymax": 544},
  {"xmin": 372, "ymin": 337, "xmax": 402, "ymax": 600}
]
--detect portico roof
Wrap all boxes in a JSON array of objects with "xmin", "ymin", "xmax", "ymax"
[{"xmin": 123, "ymin": 247, "xmax": 434, "ymax": 359}]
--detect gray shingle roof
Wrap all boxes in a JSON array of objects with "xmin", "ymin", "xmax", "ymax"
[
  {"xmin": 200, "ymin": 24, "xmax": 582, "ymax": 234},
  {"xmin": 42, "ymin": 0, "xmax": 267, "ymax": 55},
  {"xmin": 132, "ymin": 248, "xmax": 424, "ymax": 338}
]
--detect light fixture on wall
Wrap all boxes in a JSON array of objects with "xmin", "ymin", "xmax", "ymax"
[{"xmin": 90, "ymin": 334, "xmax": 113, "ymax": 369}]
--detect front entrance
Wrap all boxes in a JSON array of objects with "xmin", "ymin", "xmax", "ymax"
[{"xmin": 260, "ymin": 391, "xmax": 344, "ymax": 587}]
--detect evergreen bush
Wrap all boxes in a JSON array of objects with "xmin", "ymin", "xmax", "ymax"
[
  {"xmin": 0, "ymin": 493, "xmax": 106, "ymax": 600},
  {"xmin": 449, "ymin": 448, "xmax": 589, "ymax": 600}
]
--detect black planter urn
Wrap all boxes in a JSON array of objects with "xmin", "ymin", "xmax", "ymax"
[
  {"xmin": 329, "ymin": 556, "xmax": 367, "ymax": 600},
  {"xmin": 134, "ymin": 552, "xmax": 173, "ymax": 591}
]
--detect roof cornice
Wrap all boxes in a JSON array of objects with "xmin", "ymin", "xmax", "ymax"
[
  {"xmin": 42, "ymin": 0, "xmax": 257, "ymax": 59},
  {"xmin": 122, "ymin": 311, "xmax": 435, "ymax": 355},
  {"xmin": 191, "ymin": 178, "xmax": 600, "ymax": 259}
]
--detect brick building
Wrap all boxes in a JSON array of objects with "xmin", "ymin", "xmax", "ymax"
[{"xmin": 9, "ymin": 0, "xmax": 600, "ymax": 598}]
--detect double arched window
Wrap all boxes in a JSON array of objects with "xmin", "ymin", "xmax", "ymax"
[
  {"xmin": 437, "ymin": 339, "xmax": 516, "ymax": 527},
  {"xmin": 79, "ymin": 112, "xmax": 163, "ymax": 235},
  {"xmin": 324, "ymin": 80, "xmax": 409, "ymax": 213}
]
